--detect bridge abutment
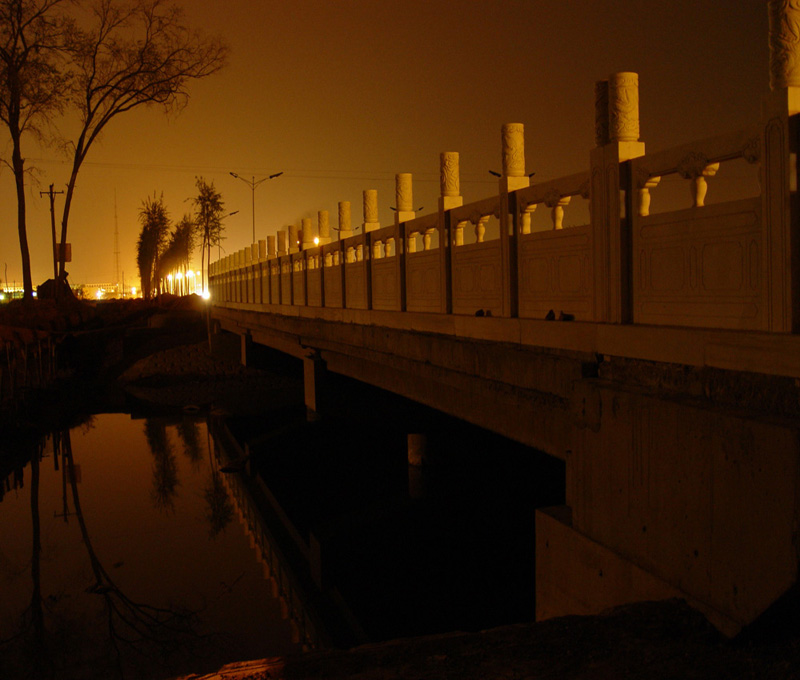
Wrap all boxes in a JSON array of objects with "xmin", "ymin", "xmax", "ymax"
[{"xmin": 537, "ymin": 369, "xmax": 800, "ymax": 636}]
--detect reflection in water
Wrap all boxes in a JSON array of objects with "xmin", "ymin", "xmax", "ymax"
[
  {"xmin": 0, "ymin": 414, "xmax": 298, "ymax": 680},
  {"xmin": 177, "ymin": 420, "xmax": 204, "ymax": 469},
  {"xmin": 203, "ymin": 469, "xmax": 234, "ymax": 539},
  {"xmin": 144, "ymin": 419, "xmax": 180, "ymax": 514}
]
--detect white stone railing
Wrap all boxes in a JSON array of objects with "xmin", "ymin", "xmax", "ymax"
[{"xmin": 210, "ymin": 3, "xmax": 800, "ymax": 334}]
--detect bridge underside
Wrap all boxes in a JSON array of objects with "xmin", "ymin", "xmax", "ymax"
[{"xmin": 213, "ymin": 303, "xmax": 800, "ymax": 637}]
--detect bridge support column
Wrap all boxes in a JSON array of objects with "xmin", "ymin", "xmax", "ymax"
[
  {"xmin": 303, "ymin": 351, "xmax": 325, "ymax": 421},
  {"xmin": 240, "ymin": 331, "xmax": 253, "ymax": 367}
]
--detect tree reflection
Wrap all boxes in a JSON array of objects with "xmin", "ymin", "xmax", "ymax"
[
  {"xmin": 1, "ymin": 425, "xmax": 207, "ymax": 679},
  {"xmin": 177, "ymin": 419, "xmax": 203, "ymax": 468},
  {"xmin": 61, "ymin": 431, "xmax": 203, "ymax": 676},
  {"xmin": 202, "ymin": 430, "xmax": 233, "ymax": 538},
  {"xmin": 143, "ymin": 419, "xmax": 180, "ymax": 513}
]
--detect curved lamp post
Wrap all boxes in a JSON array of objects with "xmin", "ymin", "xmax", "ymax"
[{"xmin": 229, "ymin": 171, "xmax": 283, "ymax": 242}]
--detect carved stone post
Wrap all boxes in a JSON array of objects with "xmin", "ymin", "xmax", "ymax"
[
  {"xmin": 591, "ymin": 72, "xmax": 646, "ymax": 323},
  {"xmin": 277, "ymin": 230, "xmax": 288, "ymax": 256},
  {"xmin": 302, "ymin": 217, "xmax": 315, "ymax": 250},
  {"xmin": 608, "ymin": 72, "xmax": 640, "ymax": 143},
  {"xmin": 338, "ymin": 201, "xmax": 353, "ymax": 239},
  {"xmin": 288, "ymin": 224, "xmax": 299, "ymax": 254},
  {"xmin": 363, "ymin": 189, "xmax": 380, "ymax": 232},
  {"xmin": 258, "ymin": 239, "xmax": 267, "ymax": 260},
  {"xmin": 439, "ymin": 152, "xmax": 463, "ymax": 211},
  {"xmin": 395, "ymin": 173, "xmax": 415, "ymax": 224},
  {"xmin": 267, "ymin": 235, "xmax": 277, "ymax": 259},
  {"xmin": 769, "ymin": 0, "xmax": 800, "ymax": 89},
  {"xmin": 762, "ymin": 1, "xmax": 800, "ymax": 331},
  {"xmin": 318, "ymin": 210, "xmax": 331, "ymax": 245},
  {"xmin": 501, "ymin": 123, "xmax": 529, "ymax": 192}
]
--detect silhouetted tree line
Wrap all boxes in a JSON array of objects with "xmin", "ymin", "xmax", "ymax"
[{"xmin": 136, "ymin": 176, "xmax": 225, "ymax": 299}]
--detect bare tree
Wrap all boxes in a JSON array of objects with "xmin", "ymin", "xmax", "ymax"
[
  {"xmin": 57, "ymin": 0, "xmax": 227, "ymax": 279},
  {"xmin": 0, "ymin": 0, "xmax": 72, "ymax": 299}
]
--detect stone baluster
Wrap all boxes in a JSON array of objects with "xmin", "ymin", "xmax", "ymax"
[
  {"xmin": 677, "ymin": 155, "xmax": 720, "ymax": 208},
  {"xmin": 423, "ymin": 230, "xmax": 434, "ymax": 250},
  {"xmin": 267, "ymin": 235, "xmax": 277, "ymax": 259},
  {"xmin": 324, "ymin": 252, "xmax": 332, "ymax": 267},
  {"xmin": 318, "ymin": 210, "xmax": 331, "ymax": 245},
  {"xmin": 277, "ymin": 230, "xmax": 288, "ymax": 256},
  {"xmin": 373, "ymin": 240, "xmax": 383, "ymax": 259},
  {"xmin": 363, "ymin": 190, "xmax": 380, "ymax": 232},
  {"xmin": 439, "ymin": 151, "xmax": 463, "ymax": 211},
  {"xmin": 520, "ymin": 204, "xmax": 536, "ymax": 234},
  {"xmin": 338, "ymin": 201, "xmax": 353, "ymax": 239},
  {"xmin": 475, "ymin": 215, "xmax": 490, "ymax": 243},
  {"xmin": 395, "ymin": 173, "xmax": 415, "ymax": 224},
  {"xmin": 453, "ymin": 220, "xmax": 466, "ymax": 246},
  {"xmin": 637, "ymin": 175, "xmax": 662, "ymax": 217},
  {"xmin": 544, "ymin": 192, "xmax": 571, "ymax": 230}
]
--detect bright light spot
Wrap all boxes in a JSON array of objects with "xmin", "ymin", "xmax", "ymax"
[
  {"xmin": 0, "ymin": 293, "xmax": 5, "ymax": 301},
  {"xmin": 167, "ymin": 274, "xmax": 172, "ymax": 281},
  {"xmin": 202, "ymin": 290, "xmax": 211, "ymax": 300},
  {"xmin": 175, "ymin": 271, "xmax": 183, "ymax": 279},
  {"xmin": 314, "ymin": 236, "xmax": 320, "ymax": 245},
  {"xmin": 95, "ymin": 289, "xmax": 103, "ymax": 299},
  {"xmin": 196, "ymin": 271, "xmax": 201, "ymax": 278},
  {"xmin": 131, "ymin": 287, "xmax": 137, "ymax": 296},
  {"xmin": 187, "ymin": 270, "xmax": 194, "ymax": 278}
]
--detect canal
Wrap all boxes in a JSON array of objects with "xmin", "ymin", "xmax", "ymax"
[{"xmin": 0, "ymin": 375, "xmax": 565, "ymax": 679}]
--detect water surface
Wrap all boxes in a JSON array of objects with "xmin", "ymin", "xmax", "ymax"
[{"xmin": 0, "ymin": 413, "xmax": 298, "ymax": 680}]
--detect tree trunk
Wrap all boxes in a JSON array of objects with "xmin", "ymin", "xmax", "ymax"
[
  {"xmin": 11, "ymin": 131, "xmax": 33, "ymax": 300},
  {"xmin": 58, "ymin": 161, "xmax": 81, "ymax": 281}
]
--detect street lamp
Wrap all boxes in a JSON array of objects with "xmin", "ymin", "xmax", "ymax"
[{"xmin": 229, "ymin": 171, "xmax": 283, "ymax": 243}]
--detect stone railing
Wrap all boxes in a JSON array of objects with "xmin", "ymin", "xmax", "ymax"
[{"xmin": 210, "ymin": 3, "xmax": 799, "ymax": 335}]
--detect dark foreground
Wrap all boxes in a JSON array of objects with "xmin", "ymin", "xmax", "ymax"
[{"xmin": 175, "ymin": 598, "xmax": 800, "ymax": 680}]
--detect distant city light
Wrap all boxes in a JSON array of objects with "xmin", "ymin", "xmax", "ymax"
[
  {"xmin": 131, "ymin": 287, "xmax": 137, "ymax": 296},
  {"xmin": 202, "ymin": 290, "xmax": 210, "ymax": 300}
]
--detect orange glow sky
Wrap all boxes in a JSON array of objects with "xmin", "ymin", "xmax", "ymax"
[{"xmin": 0, "ymin": 0, "xmax": 769, "ymax": 288}]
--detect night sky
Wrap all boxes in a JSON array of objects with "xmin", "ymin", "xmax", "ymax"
[{"xmin": 0, "ymin": 0, "xmax": 769, "ymax": 288}]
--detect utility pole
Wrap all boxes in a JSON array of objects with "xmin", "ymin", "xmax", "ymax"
[
  {"xmin": 40, "ymin": 184, "xmax": 65, "ymax": 283},
  {"xmin": 229, "ymin": 171, "xmax": 283, "ymax": 242},
  {"xmin": 114, "ymin": 190, "xmax": 121, "ymax": 295}
]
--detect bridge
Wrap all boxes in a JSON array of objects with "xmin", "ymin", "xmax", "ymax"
[{"xmin": 208, "ymin": 4, "xmax": 800, "ymax": 638}]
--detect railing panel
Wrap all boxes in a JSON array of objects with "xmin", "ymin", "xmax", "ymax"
[
  {"xmin": 406, "ymin": 249, "xmax": 442, "ymax": 312},
  {"xmin": 452, "ymin": 241, "xmax": 503, "ymax": 315},
  {"xmin": 307, "ymin": 266, "xmax": 322, "ymax": 307},
  {"xmin": 259, "ymin": 262, "xmax": 269, "ymax": 303},
  {"xmin": 280, "ymin": 257, "xmax": 292, "ymax": 305},
  {"xmin": 247, "ymin": 266, "xmax": 256, "ymax": 303},
  {"xmin": 323, "ymin": 265, "xmax": 343, "ymax": 307},
  {"xmin": 345, "ymin": 261, "xmax": 368, "ymax": 309},
  {"xmin": 369, "ymin": 224, "xmax": 401, "ymax": 311},
  {"xmin": 371, "ymin": 258, "xmax": 400, "ymax": 311},
  {"xmin": 292, "ymin": 253, "xmax": 306, "ymax": 306},
  {"xmin": 632, "ymin": 197, "xmax": 763, "ymax": 329},
  {"xmin": 518, "ymin": 225, "xmax": 594, "ymax": 320},
  {"xmin": 270, "ymin": 261, "xmax": 281, "ymax": 304}
]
